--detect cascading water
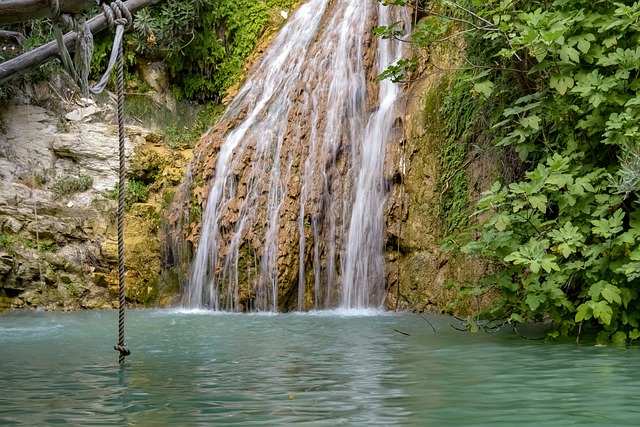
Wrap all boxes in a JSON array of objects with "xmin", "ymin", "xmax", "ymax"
[
  {"xmin": 341, "ymin": 7, "xmax": 405, "ymax": 309},
  {"xmin": 177, "ymin": 0, "xmax": 408, "ymax": 311}
]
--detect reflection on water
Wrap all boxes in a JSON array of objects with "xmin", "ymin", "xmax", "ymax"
[{"xmin": 1, "ymin": 310, "xmax": 639, "ymax": 426}]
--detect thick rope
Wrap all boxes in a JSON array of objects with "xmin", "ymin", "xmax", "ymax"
[
  {"xmin": 48, "ymin": 0, "xmax": 132, "ymax": 97},
  {"xmin": 76, "ymin": 0, "xmax": 134, "ymax": 364},
  {"xmin": 91, "ymin": 1, "xmax": 132, "ymax": 95},
  {"xmin": 74, "ymin": 16, "xmax": 94, "ymax": 96},
  {"xmin": 49, "ymin": 0, "xmax": 95, "ymax": 96},
  {"xmin": 48, "ymin": 0, "xmax": 132, "ymax": 364},
  {"xmin": 114, "ymin": 35, "xmax": 130, "ymax": 363},
  {"xmin": 103, "ymin": 0, "xmax": 133, "ymax": 365},
  {"xmin": 50, "ymin": 0, "xmax": 87, "ymax": 94}
]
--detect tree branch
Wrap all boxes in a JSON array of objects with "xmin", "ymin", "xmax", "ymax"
[
  {"xmin": 0, "ymin": 0, "xmax": 159, "ymax": 85},
  {"xmin": 0, "ymin": 0, "xmax": 98, "ymax": 26},
  {"xmin": 0, "ymin": 30, "xmax": 26, "ymax": 47}
]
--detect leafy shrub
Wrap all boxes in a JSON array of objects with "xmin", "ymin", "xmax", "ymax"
[
  {"xmin": 127, "ymin": 0, "xmax": 298, "ymax": 101},
  {"xmin": 53, "ymin": 174, "xmax": 93, "ymax": 196},
  {"xmin": 380, "ymin": 0, "xmax": 640, "ymax": 343},
  {"xmin": 0, "ymin": 233, "xmax": 12, "ymax": 248},
  {"xmin": 106, "ymin": 180, "xmax": 148, "ymax": 210},
  {"xmin": 127, "ymin": 179, "xmax": 148, "ymax": 204}
]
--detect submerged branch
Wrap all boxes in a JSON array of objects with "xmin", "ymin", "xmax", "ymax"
[{"xmin": 420, "ymin": 314, "xmax": 437, "ymax": 334}]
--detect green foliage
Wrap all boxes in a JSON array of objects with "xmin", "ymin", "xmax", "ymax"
[
  {"xmin": 21, "ymin": 237, "xmax": 36, "ymax": 249},
  {"xmin": 106, "ymin": 180, "xmax": 148, "ymax": 210},
  {"xmin": 5, "ymin": 2, "xmax": 296, "ymax": 103},
  {"xmin": 123, "ymin": 95, "xmax": 224, "ymax": 148},
  {"xmin": 38, "ymin": 241, "xmax": 58, "ymax": 253},
  {"xmin": 438, "ymin": 74, "xmax": 478, "ymax": 234},
  {"xmin": 0, "ymin": 233, "xmax": 16, "ymax": 257},
  {"xmin": 0, "ymin": 84, "xmax": 14, "ymax": 101},
  {"xmin": 165, "ymin": 0, "xmax": 266, "ymax": 101},
  {"xmin": 165, "ymin": 102, "xmax": 226, "ymax": 148},
  {"xmin": 127, "ymin": 180, "xmax": 148, "ymax": 204},
  {"xmin": 65, "ymin": 283, "xmax": 78, "ymax": 297},
  {"xmin": 381, "ymin": 0, "xmax": 640, "ymax": 342},
  {"xmin": 52, "ymin": 174, "xmax": 93, "ymax": 196},
  {"xmin": 0, "ymin": 233, "xmax": 12, "ymax": 249},
  {"xmin": 127, "ymin": 0, "xmax": 298, "ymax": 101},
  {"xmin": 19, "ymin": 237, "xmax": 54, "ymax": 254},
  {"xmin": 1, "ymin": 19, "xmax": 62, "ymax": 92},
  {"xmin": 189, "ymin": 194, "xmax": 203, "ymax": 224}
]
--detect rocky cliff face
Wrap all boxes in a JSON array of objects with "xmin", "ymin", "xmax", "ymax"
[
  {"xmin": 383, "ymin": 44, "xmax": 500, "ymax": 314},
  {"xmin": 0, "ymin": 83, "xmax": 187, "ymax": 311},
  {"xmin": 169, "ymin": 2, "xmax": 495, "ymax": 313},
  {"xmin": 0, "ymin": 7, "xmax": 497, "ymax": 314}
]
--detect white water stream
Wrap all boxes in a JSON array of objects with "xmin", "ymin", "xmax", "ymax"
[{"xmin": 186, "ymin": 0, "xmax": 407, "ymax": 311}]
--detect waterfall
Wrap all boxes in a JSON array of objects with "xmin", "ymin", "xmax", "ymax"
[
  {"xmin": 180, "ymin": 0, "xmax": 408, "ymax": 311},
  {"xmin": 341, "ymin": 7, "xmax": 405, "ymax": 309}
]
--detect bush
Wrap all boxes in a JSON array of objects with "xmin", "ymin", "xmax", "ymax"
[
  {"xmin": 52, "ymin": 174, "xmax": 93, "ymax": 196},
  {"xmin": 380, "ymin": 0, "xmax": 640, "ymax": 343}
]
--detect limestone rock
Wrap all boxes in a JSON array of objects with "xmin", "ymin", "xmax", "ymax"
[
  {"xmin": 0, "ymin": 87, "xmax": 186, "ymax": 312},
  {"xmin": 65, "ymin": 105, "xmax": 99, "ymax": 121},
  {"xmin": 0, "ymin": 252, "xmax": 13, "ymax": 275}
]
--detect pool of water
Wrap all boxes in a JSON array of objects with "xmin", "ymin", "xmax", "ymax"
[{"xmin": 0, "ymin": 309, "xmax": 638, "ymax": 426}]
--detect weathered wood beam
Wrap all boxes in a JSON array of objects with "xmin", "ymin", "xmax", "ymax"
[
  {"xmin": 0, "ymin": 30, "xmax": 26, "ymax": 46},
  {"xmin": 0, "ymin": 0, "xmax": 98, "ymax": 26},
  {"xmin": 0, "ymin": 0, "xmax": 159, "ymax": 85}
]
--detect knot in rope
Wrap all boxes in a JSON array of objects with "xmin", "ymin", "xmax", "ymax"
[
  {"xmin": 114, "ymin": 343, "xmax": 131, "ymax": 357},
  {"xmin": 103, "ymin": 0, "xmax": 133, "ymax": 32}
]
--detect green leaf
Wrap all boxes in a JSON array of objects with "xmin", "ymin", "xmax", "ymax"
[
  {"xmin": 526, "ymin": 294, "xmax": 543, "ymax": 311},
  {"xmin": 588, "ymin": 281, "xmax": 605, "ymax": 300},
  {"xmin": 473, "ymin": 80, "xmax": 494, "ymax": 99},
  {"xmin": 494, "ymin": 213, "xmax": 511, "ymax": 231},
  {"xmin": 619, "ymin": 287, "xmax": 635, "ymax": 308},
  {"xmin": 612, "ymin": 331, "xmax": 627, "ymax": 345},
  {"xmin": 540, "ymin": 254, "xmax": 560, "ymax": 273},
  {"xmin": 591, "ymin": 210, "xmax": 625, "ymax": 238},
  {"xmin": 559, "ymin": 45, "xmax": 580, "ymax": 63},
  {"xmin": 529, "ymin": 194, "xmax": 548, "ymax": 212},
  {"xmin": 509, "ymin": 313, "xmax": 526, "ymax": 324},
  {"xmin": 577, "ymin": 37, "xmax": 591, "ymax": 53},
  {"xmin": 629, "ymin": 329, "xmax": 640, "ymax": 340},
  {"xmin": 593, "ymin": 300, "xmax": 613, "ymax": 325},
  {"xmin": 550, "ymin": 74, "xmax": 574, "ymax": 95},
  {"xmin": 547, "ymin": 330, "xmax": 560, "ymax": 340},
  {"xmin": 467, "ymin": 316, "xmax": 479, "ymax": 333},
  {"xmin": 519, "ymin": 115, "xmax": 541, "ymax": 130},
  {"xmin": 545, "ymin": 173, "xmax": 573, "ymax": 189},
  {"xmin": 596, "ymin": 330, "xmax": 611, "ymax": 345},
  {"xmin": 601, "ymin": 284, "xmax": 622, "ymax": 305},
  {"xmin": 575, "ymin": 302, "xmax": 593, "ymax": 322}
]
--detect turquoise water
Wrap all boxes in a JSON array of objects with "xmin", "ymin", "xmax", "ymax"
[{"xmin": 1, "ymin": 309, "xmax": 639, "ymax": 426}]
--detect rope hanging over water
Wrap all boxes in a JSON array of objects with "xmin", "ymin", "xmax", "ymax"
[
  {"xmin": 102, "ymin": 0, "xmax": 132, "ymax": 365},
  {"xmin": 49, "ymin": 0, "xmax": 133, "ymax": 363}
]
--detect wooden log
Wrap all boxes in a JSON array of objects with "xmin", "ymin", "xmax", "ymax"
[
  {"xmin": 0, "ymin": 0, "xmax": 98, "ymax": 25},
  {"xmin": 0, "ymin": 30, "xmax": 26, "ymax": 47},
  {"xmin": 0, "ymin": 0, "xmax": 158, "ymax": 85}
]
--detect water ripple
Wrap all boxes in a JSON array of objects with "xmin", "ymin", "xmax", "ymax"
[{"xmin": 1, "ymin": 310, "xmax": 640, "ymax": 425}]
